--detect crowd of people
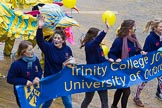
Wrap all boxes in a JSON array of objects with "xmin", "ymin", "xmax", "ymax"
[{"xmin": 6, "ymin": 9, "xmax": 162, "ymax": 108}]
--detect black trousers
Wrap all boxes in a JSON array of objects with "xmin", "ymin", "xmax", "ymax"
[
  {"xmin": 14, "ymin": 88, "xmax": 20, "ymax": 107},
  {"xmin": 112, "ymin": 87, "xmax": 130, "ymax": 108},
  {"xmin": 81, "ymin": 90, "xmax": 108, "ymax": 108}
]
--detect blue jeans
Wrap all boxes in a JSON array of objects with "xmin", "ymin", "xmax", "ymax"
[{"xmin": 42, "ymin": 95, "xmax": 72, "ymax": 108}]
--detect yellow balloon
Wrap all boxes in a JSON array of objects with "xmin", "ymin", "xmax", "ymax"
[
  {"xmin": 0, "ymin": 72, "xmax": 2, "ymax": 77},
  {"xmin": 63, "ymin": 0, "xmax": 77, "ymax": 8},
  {"xmin": 102, "ymin": 11, "xmax": 116, "ymax": 26},
  {"xmin": 115, "ymin": 26, "xmax": 120, "ymax": 36},
  {"xmin": 101, "ymin": 44, "xmax": 109, "ymax": 57}
]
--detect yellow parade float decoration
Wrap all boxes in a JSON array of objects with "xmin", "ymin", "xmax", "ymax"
[
  {"xmin": 0, "ymin": 1, "xmax": 79, "ymax": 55},
  {"xmin": 0, "ymin": 0, "xmax": 53, "ymax": 9}
]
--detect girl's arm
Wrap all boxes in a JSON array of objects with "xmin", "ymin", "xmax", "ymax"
[
  {"xmin": 108, "ymin": 38, "xmax": 122, "ymax": 60},
  {"xmin": 36, "ymin": 28, "xmax": 49, "ymax": 53},
  {"xmin": 7, "ymin": 62, "xmax": 27, "ymax": 85},
  {"xmin": 36, "ymin": 16, "xmax": 49, "ymax": 53},
  {"xmin": 91, "ymin": 21, "xmax": 109, "ymax": 46},
  {"xmin": 143, "ymin": 36, "xmax": 153, "ymax": 52}
]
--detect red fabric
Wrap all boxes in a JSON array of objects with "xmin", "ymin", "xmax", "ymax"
[
  {"xmin": 53, "ymin": 2, "xmax": 63, "ymax": 6},
  {"xmin": 24, "ymin": 10, "xmax": 40, "ymax": 16}
]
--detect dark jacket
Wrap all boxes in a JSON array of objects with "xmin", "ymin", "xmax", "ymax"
[
  {"xmin": 108, "ymin": 37, "xmax": 141, "ymax": 60},
  {"xmin": 143, "ymin": 31, "xmax": 162, "ymax": 52},
  {"xmin": 85, "ymin": 31, "xmax": 107, "ymax": 64},
  {"xmin": 36, "ymin": 28, "xmax": 73, "ymax": 77}
]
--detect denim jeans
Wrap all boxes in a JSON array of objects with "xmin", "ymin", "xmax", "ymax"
[{"xmin": 42, "ymin": 95, "xmax": 72, "ymax": 108}]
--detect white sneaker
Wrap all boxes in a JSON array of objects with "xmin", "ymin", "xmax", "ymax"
[{"xmin": 156, "ymin": 92, "xmax": 162, "ymax": 100}]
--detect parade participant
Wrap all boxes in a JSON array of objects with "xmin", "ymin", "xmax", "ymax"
[
  {"xmin": 7, "ymin": 40, "xmax": 42, "ymax": 107},
  {"xmin": 31, "ymin": 3, "xmax": 77, "ymax": 69},
  {"xmin": 134, "ymin": 18, "xmax": 162, "ymax": 107},
  {"xmin": 80, "ymin": 20, "xmax": 109, "ymax": 108},
  {"xmin": 108, "ymin": 19, "xmax": 146, "ymax": 108},
  {"xmin": 36, "ymin": 16, "xmax": 75, "ymax": 108}
]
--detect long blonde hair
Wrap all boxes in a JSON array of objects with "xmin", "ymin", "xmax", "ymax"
[{"xmin": 143, "ymin": 18, "xmax": 162, "ymax": 33}]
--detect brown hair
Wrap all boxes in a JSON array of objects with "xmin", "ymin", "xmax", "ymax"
[
  {"xmin": 80, "ymin": 27, "xmax": 100, "ymax": 49},
  {"xmin": 54, "ymin": 27, "xmax": 66, "ymax": 40},
  {"xmin": 52, "ymin": 27, "xmax": 67, "ymax": 45},
  {"xmin": 17, "ymin": 40, "xmax": 33, "ymax": 59},
  {"xmin": 118, "ymin": 19, "xmax": 135, "ymax": 37},
  {"xmin": 143, "ymin": 18, "xmax": 162, "ymax": 33}
]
